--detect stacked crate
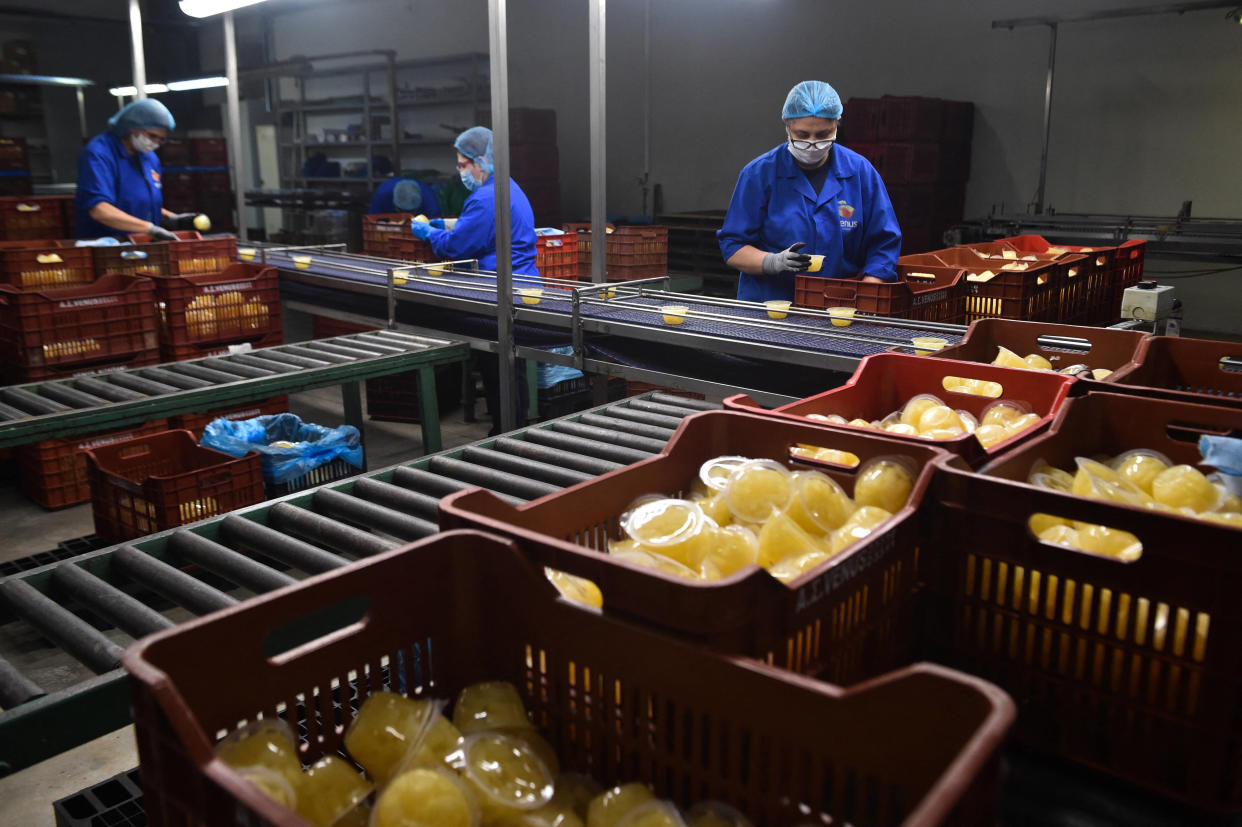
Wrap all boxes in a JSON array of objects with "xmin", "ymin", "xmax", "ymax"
[
  {"xmin": 563, "ymin": 223, "xmax": 669, "ymax": 281},
  {"xmin": 507, "ymin": 108, "xmax": 560, "ymax": 225},
  {"xmin": 0, "ymin": 137, "xmax": 32, "ymax": 197},
  {"xmin": 659, "ymin": 210, "xmax": 736, "ymax": 296},
  {"xmin": 159, "ymin": 137, "xmax": 234, "ymax": 232},
  {"xmin": 844, "ymin": 96, "xmax": 973, "ymax": 255}
]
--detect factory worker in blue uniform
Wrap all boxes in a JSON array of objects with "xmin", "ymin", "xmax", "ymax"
[
  {"xmin": 74, "ymin": 99, "xmax": 193, "ymax": 241},
  {"xmin": 410, "ymin": 126, "xmax": 539, "ymax": 434},
  {"xmin": 369, "ymin": 176, "xmax": 441, "ymax": 218},
  {"xmin": 718, "ymin": 81, "xmax": 901, "ymax": 303}
]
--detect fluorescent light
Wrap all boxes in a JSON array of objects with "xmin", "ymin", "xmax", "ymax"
[
  {"xmin": 179, "ymin": 0, "xmax": 271, "ymax": 18},
  {"xmin": 109, "ymin": 83, "xmax": 168, "ymax": 96},
  {"xmin": 167, "ymin": 76, "xmax": 229, "ymax": 91}
]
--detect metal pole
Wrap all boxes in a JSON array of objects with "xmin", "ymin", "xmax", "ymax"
[
  {"xmin": 224, "ymin": 11, "xmax": 248, "ymax": 240},
  {"xmin": 489, "ymin": 0, "xmax": 515, "ymax": 432},
  {"xmin": 75, "ymin": 88, "xmax": 87, "ymax": 141},
  {"xmin": 1034, "ymin": 22, "xmax": 1057, "ymax": 215},
  {"xmin": 128, "ymin": 0, "xmax": 146, "ymax": 100},
  {"xmin": 589, "ymin": 0, "xmax": 607, "ymax": 284}
]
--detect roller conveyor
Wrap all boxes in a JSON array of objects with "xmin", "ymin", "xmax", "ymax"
[{"xmin": 0, "ymin": 392, "xmax": 719, "ymax": 773}]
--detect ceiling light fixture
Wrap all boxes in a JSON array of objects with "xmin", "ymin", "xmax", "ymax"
[
  {"xmin": 109, "ymin": 77, "xmax": 228, "ymax": 97},
  {"xmin": 178, "ymin": 0, "xmax": 271, "ymax": 18}
]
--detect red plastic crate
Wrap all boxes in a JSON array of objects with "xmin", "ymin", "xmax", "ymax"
[
  {"xmin": 158, "ymin": 139, "xmax": 191, "ymax": 167},
  {"xmin": 535, "ymin": 233, "xmax": 578, "ymax": 281},
  {"xmin": 906, "ymin": 247, "xmax": 1068, "ymax": 323},
  {"xmin": 150, "ymin": 262, "xmax": 281, "ymax": 350},
  {"xmin": 940, "ymin": 100, "xmax": 975, "ymax": 144},
  {"xmin": 624, "ymin": 380, "xmax": 706, "ymax": 400},
  {"xmin": 877, "ymin": 142, "xmax": 944, "ymax": 184},
  {"xmin": 1101, "ymin": 335, "xmax": 1242, "ymax": 409},
  {"xmin": 127, "ymin": 231, "xmax": 239, "ymax": 276},
  {"xmin": 172, "ymin": 395, "xmax": 290, "ymax": 440},
  {"xmin": 928, "ymin": 391, "xmax": 1242, "ymax": 810},
  {"xmin": 125, "ymin": 529, "xmax": 1015, "ymax": 827},
  {"xmin": 189, "ymin": 137, "xmax": 228, "ymax": 167},
  {"xmin": 159, "ymin": 329, "xmax": 283, "ymax": 364},
  {"xmin": 0, "ymin": 273, "xmax": 159, "ymax": 382},
  {"xmin": 960, "ymin": 244, "xmax": 1100, "ymax": 324},
  {"xmin": 87, "ymin": 239, "xmax": 170, "ymax": 278},
  {"xmin": 878, "ymin": 96, "xmax": 945, "ymax": 141},
  {"xmin": 565, "ymin": 223, "xmax": 667, "ymax": 279},
  {"xmin": 795, "ymin": 263, "xmax": 967, "ymax": 324},
  {"xmin": 385, "ymin": 234, "xmax": 435, "ymax": 263},
  {"xmin": 0, "ymin": 137, "xmax": 28, "ymax": 171},
  {"xmin": 0, "ymin": 240, "xmax": 94, "ymax": 288},
  {"xmin": 17, "ymin": 419, "xmax": 170, "ymax": 509},
  {"xmin": 843, "ymin": 97, "xmax": 882, "ymax": 142},
  {"xmin": 14, "ymin": 350, "xmax": 161, "ymax": 384},
  {"xmin": 998, "ymin": 235, "xmax": 1118, "ymax": 324},
  {"xmin": 85, "ymin": 429, "xmax": 263, "ymax": 543},
  {"xmin": 361, "ymin": 213, "xmax": 412, "ymax": 256},
  {"xmin": 0, "ymin": 195, "xmax": 66, "ymax": 240},
  {"xmin": 310, "ymin": 315, "xmax": 371, "ymax": 338},
  {"xmin": 724, "ymin": 352, "xmax": 1075, "ymax": 467},
  {"xmin": 1110, "ymin": 239, "xmax": 1146, "ymax": 323},
  {"xmin": 441, "ymin": 409, "xmax": 947, "ymax": 684}
]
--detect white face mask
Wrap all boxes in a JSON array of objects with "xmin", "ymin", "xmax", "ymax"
[
  {"xmin": 460, "ymin": 167, "xmax": 481, "ymax": 192},
  {"xmin": 787, "ymin": 140, "xmax": 830, "ymax": 166},
  {"xmin": 131, "ymin": 132, "xmax": 160, "ymax": 154}
]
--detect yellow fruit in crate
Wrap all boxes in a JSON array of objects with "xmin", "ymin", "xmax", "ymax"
[
  {"xmin": 846, "ymin": 418, "xmax": 875, "ymax": 429},
  {"xmin": 756, "ymin": 510, "xmax": 823, "ymax": 569},
  {"xmin": 297, "ymin": 755, "xmax": 373, "ymax": 827},
  {"xmin": 1203, "ymin": 511, "xmax": 1242, "ymax": 528},
  {"xmin": 789, "ymin": 444, "xmax": 860, "ymax": 467},
  {"xmin": 1151, "ymin": 465, "xmax": 1220, "ymax": 513},
  {"xmin": 402, "ymin": 713, "xmax": 465, "ymax": 771},
  {"xmin": 345, "ymin": 692, "xmax": 438, "ymax": 786},
  {"xmin": 454, "ymin": 681, "xmax": 533, "ymax": 734},
  {"xmin": 916, "ymin": 405, "xmax": 963, "ymax": 435},
  {"xmin": 545, "ymin": 568, "xmax": 603, "ymax": 609},
  {"xmin": 768, "ymin": 547, "xmax": 833, "ymax": 583},
  {"xmin": 900, "ymin": 395, "xmax": 944, "ymax": 428},
  {"xmin": 992, "ymin": 346, "xmax": 1028, "ymax": 369},
  {"xmin": 615, "ymin": 800, "xmax": 685, "ymax": 827},
  {"xmin": 700, "ymin": 525, "xmax": 758, "ymax": 577},
  {"xmin": 216, "ymin": 723, "xmax": 303, "ymax": 790},
  {"xmin": 1113, "ymin": 451, "xmax": 1171, "ymax": 495},
  {"xmin": 884, "ymin": 423, "xmax": 919, "ymax": 437},
  {"xmin": 1005, "ymin": 413, "xmax": 1041, "ymax": 435},
  {"xmin": 547, "ymin": 773, "xmax": 601, "ymax": 822},
  {"xmin": 610, "ymin": 549, "xmax": 700, "ymax": 579},
  {"xmin": 1092, "ymin": 368, "xmax": 1113, "ymax": 380},
  {"xmin": 1024, "ymin": 353, "xmax": 1053, "ymax": 371},
  {"xmin": 458, "ymin": 731, "xmax": 555, "ymax": 822},
  {"xmin": 723, "ymin": 461, "xmax": 793, "ymax": 523},
  {"xmin": 688, "ymin": 492, "xmax": 732, "ymax": 527},
  {"xmin": 1029, "ymin": 464, "xmax": 1074, "ymax": 490},
  {"xmin": 1029, "ymin": 513, "xmax": 1072, "ymax": 535},
  {"xmin": 623, "ymin": 499, "xmax": 709, "ymax": 568},
  {"xmin": 786, "ymin": 471, "xmax": 855, "ymax": 534},
  {"xmin": 587, "ymin": 783, "xmax": 655, "ymax": 827},
  {"xmin": 1075, "ymin": 524, "xmax": 1142, "ymax": 561},
  {"xmin": 193, "ymin": 213, "xmax": 211, "ymax": 231},
  {"xmin": 684, "ymin": 801, "xmax": 753, "ymax": 827},
  {"xmin": 1219, "ymin": 492, "xmax": 1242, "ymax": 514},
  {"xmin": 373, "ymin": 767, "xmax": 478, "ymax": 827},
  {"xmin": 235, "ymin": 766, "xmax": 298, "ymax": 809},
  {"xmin": 924, "ymin": 427, "xmax": 965, "ymax": 442},
  {"xmin": 492, "ymin": 727, "xmax": 561, "ymax": 777},
  {"xmin": 828, "ymin": 506, "xmax": 893, "ymax": 554},
  {"xmin": 974, "ymin": 423, "xmax": 1009, "ymax": 449},
  {"xmin": 1037, "ymin": 524, "xmax": 1080, "ymax": 546},
  {"xmin": 980, "ymin": 403, "xmax": 1024, "ymax": 429},
  {"xmin": 853, "ymin": 460, "xmax": 914, "ymax": 514}
]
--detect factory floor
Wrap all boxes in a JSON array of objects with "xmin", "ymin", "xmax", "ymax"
[{"xmin": 0, "ymin": 384, "xmax": 494, "ymax": 826}]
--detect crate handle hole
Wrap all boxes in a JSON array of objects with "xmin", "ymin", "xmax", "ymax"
[
  {"xmin": 1218, "ymin": 356, "xmax": 1242, "ymax": 374},
  {"xmin": 1037, "ymin": 274, "xmax": 1049, "ymax": 286},
  {"xmin": 120, "ymin": 251, "xmax": 149, "ymax": 261},
  {"xmin": 1028, "ymin": 514, "xmax": 1142, "ymax": 563},
  {"xmin": 940, "ymin": 375, "xmax": 1004, "ymax": 398},
  {"xmin": 263, "ymin": 594, "xmax": 370, "ymax": 664},
  {"xmin": 788, "ymin": 444, "xmax": 860, "ymax": 469}
]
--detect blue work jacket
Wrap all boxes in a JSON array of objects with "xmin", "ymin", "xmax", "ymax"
[
  {"xmin": 717, "ymin": 144, "xmax": 901, "ymax": 303},
  {"xmin": 427, "ymin": 177, "xmax": 540, "ymax": 281},
  {"xmin": 74, "ymin": 132, "xmax": 163, "ymax": 239},
  {"xmin": 369, "ymin": 177, "xmax": 441, "ymax": 217}
]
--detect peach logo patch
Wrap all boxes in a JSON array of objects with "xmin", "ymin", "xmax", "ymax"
[{"xmin": 837, "ymin": 200, "xmax": 854, "ymax": 218}]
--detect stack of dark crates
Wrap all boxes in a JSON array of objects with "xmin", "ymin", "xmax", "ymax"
[
  {"xmin": 842, "ymin": 96, "xmax": 974, "ymax": 255},
  {"xmin": 158, "ymin": 137, "xmax": 235, "ymax": 232},
  {"xmin": 485, "ymin": 108, "xmax": 560, "ymax": 225}
]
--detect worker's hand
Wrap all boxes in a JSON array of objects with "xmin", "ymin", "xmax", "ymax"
[
  {"xmin": 163, "ymin": 212, "xmax": 198, "ymax": 230},
  {"xmin": 145, "ymin": 223, "xmax": 179, "ymax": 242},
  {"xmin": 429, "ymin": 218, "xmax": 457, "ymax": 230},
  {"xmin": 761, "ymin": 242, "xmax": 811, "ymax": 276},
  {"xmin": 409, "ymin": 218, "xmax": 433, "ymax": 241}
]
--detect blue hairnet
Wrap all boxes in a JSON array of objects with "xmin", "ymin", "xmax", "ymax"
[
  {"xmin": 454, "ymin": 126, "xmax": 494, "ymax": 173},
  {"xmin": 392, "ymin": 179, "xmax": 422, "ymax": 211},
  {"xmin": 781, "ymin": 81, "xmax": 843, "ymax": 120},
  {"xmin": 108, "ymin": 98, "xmax": 176, "ymax": 135}
]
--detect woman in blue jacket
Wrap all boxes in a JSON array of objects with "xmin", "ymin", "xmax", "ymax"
[
  {"xmin": 410, "ymin": 126, "xmax": 539, "ymax": 433},
  {"xmin": 717, "ymin": 81, "xmax": 901, "ymax": 303},
  {"xmin": 369, "ymin": 177, "xmax": 440, "ymax": 218},
  {"xmin": 74, "ymin": 99, "xmax": 191, "ymax": 241}
]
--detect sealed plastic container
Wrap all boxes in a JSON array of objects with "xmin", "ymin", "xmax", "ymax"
[
  {"xmin": 124, "ymin": 529, "xmax": 1015, "ymax": 827},
  {"xmin": 16, "ymin": 418, "xmax": 169, "ymax": 509},
  {"xmin": 724, "ymin": 352, "xmax": 1075, "ymax": 467},
  {"xmin": 0, "ymin": 240, "xmax": 94, "ymax": 288},
  {"xmin": 0, "ymin": 273, "xmax": 159, "ymax": 382},
  {"xmin": 927, "ymin": 391, "xmax": 1242, "ymax": 811},
  {"xmin": 128, "ymin": 230, "xmax": 238, "ymax": 276},
  {"xmin": 795, "ymin": 262, "xmax": 966, "ymax": 324},
  {"xmin": 84, "ymin": 429, "xmax": 264, "ymax": 543},
  {"xmin": 0, "ymin": 195, "xmax": 67, "ymax": 240},
  {"xmin": 1103, "ymin": 334, "xmax": 1242, "ymax": 409},
  {"xmin": 441, "ymin": 409, "xmax": 947, "ymax": 684},
  {"xmin": 149, "ymin": 262, "xmax": 280, "ymax": 350}
]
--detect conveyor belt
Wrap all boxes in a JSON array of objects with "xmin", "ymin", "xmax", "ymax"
[
  {"xmin": 0, "ymin": 330, "xmax": 469, "ymax": 453},
  {"xmin": 0, "ymin": 391, "xmax": 720, "ymax": 773}
]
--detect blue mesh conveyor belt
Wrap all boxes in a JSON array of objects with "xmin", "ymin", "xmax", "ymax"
[{"xmin": 266, "ymin": 249, "xmax": 961, "ymax": 359}]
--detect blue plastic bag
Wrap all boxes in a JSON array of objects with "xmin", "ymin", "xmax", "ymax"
[
  {"xmin": 536, "ymin": 345, "xmax": 584, "ymax": 390},
  {"xmin": 202, "ymin": 413, "xmax": 363, "ymax": 485}
]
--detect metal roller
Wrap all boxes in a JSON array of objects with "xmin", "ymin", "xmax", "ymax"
[
  {"xmin": 0, "ymin": 653, "xmax": 44, "ymax": 709},
  {"xmin": 168, "ymin": 532, "xmax": 297, "ymax": 594},
  {"xmin": 229, "ymin": 353, "xmax": 301, "ymax": 373},
  {"xmin": 390, "ymin": 466, "xmax": 526, "ymax": 506},
  {"xmin": 0, "ymin": 580, "xmax": 125, "ymax": 674},
  {"xmin": 0, "ymin": 388, "xmax": 71, "ymax": 415},
  {"xmin": 350, "ymin": 477, "xmax": 441, "ymax": 522},
  {"xmin": 649, "ymin": 392, "xmax": 719, "ymax": 411},
  {"xmin": 37, "ymin": 383, "xmax": 109, "ymax": 409},
  {"xmin": 252, "ymin": 349, "xmax": 331, "ymax": 369},
  {"xmin": 522, "ymin": 428, "xmax": 652, "ymax": 465},
  {"xmin": 112, "ymin": 545, "xmax": 238, "ymax": 615},
  {"xmin": 108, "ymin": 373, "xmax": 182, "ymax": 395},
  {"xmin": 51, "ymin": 564, "xmax": 173, "ymax": 638},
  {"xmin": 578, "ymin": 413, "xmax": 676, "ymax": 441},
  {"xmin": 600, "ymin": 406, "xmax": 686, "ymax": 429},
  {"xmin": 462, "ymin": 446, "xmax": 592, "ymax": 488},
  {"xmin": 312, "ymin": 488, "xmax": 437, "ymax": 541},
  {"xmin": 73, "ymin": 377, "xmax": 146, "ymax": 402},
  {"xmin": 492, "ymin": 437, "xmax": 623, "ymax": 476},
  {"xmin": 267, "ymin": 502, "xmax": 398, "ymax": 557},
  {"xmin": 301, "ymin": 340, "xmax": 390, "ymax": 360},
  {"xmin": 171, "ymin": 362, "xmax": 248, "ymax": 384},
  {"xmin": 549, "ymin": 420, "xmax": 667, "ymax": 454},
  {"xmin": 624, "ymin": 398, "xmax": 705, "ymax": 418},
  {"xmin": 199, "ymin": 357, "xmax": 275, "ymax": 378},
  {"xmin": 0, "ymin": 400, "xmax": 33, "ymax": 420},
  {"xmin": 280, "ymin": 344, "xmax": 355, "ymax": 364},
  {"xmin": 347, "ymin": 334, "xmax": 408, "ymax": 353},
  {"xmin": 140, "ymin": 367, "xmax": 213, "ymax": 390},
  {"xmin": 427, "ymin": 456, "xmax": 560, "ymax": 500},
  {"xmin": 219, "ymin": 515, "xmax": 349, "ymax": 574}
]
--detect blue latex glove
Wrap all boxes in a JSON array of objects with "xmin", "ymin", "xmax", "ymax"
[
  {"xmin": 429, "ymin": 218, "xmax": 445, "ymax": 229},
  {"xmin": 409, "ymin": 218, "xmax": 433, "ymax": 240},
  {"xmin": 429, "ymin": 218, "xmax": 457, "ymax": 230}
]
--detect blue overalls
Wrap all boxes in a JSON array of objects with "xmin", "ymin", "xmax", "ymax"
[
  {"xmin": 75, "ymin": 131, "xmax": 163, "ymax": 239},
  {"xmin": 426, "ymin": 177, "xmax": 540, "ymax": 280},
  {"xmin": 369, "ymin": 177, "xmax": 441, "ymax": 217}
]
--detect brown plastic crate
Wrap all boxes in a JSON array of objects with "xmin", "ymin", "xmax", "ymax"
[
  {"xmin": 997, "ymin": 235, "xmax": 1117, "ymax": 324},
  {"xmin": 159, "ymin": 329, "xmax": 284, "ymax": 364},
  {"xmin": 931, "ymin": 317, "xmax": 1149, "ymax": 382},
  {"xmin": 189, "ymin": 137, "xmax": 228, "ymax": 167},
  {"xmin": 86, "ymin": 239, "xmax": 170, "ymax": 278},
  {"xmin": 1110, "ymin": 239, "xmax": 1147, "ymax": 322},
  {"xmin": 843, "ymin": 97, "xmax": 882, "ymax": 142},
  {"xmin": 385, "ymin": 233, "xmax": 435, "ymax": 262},
  {"xmin": 1099, "ymin": 335, "xmax": 1242, "ymax": 409},
  {"xmin": 878, "ymin": 96, "xmax": 945, "ymax": 141},
  {"xmin": 0, "ymin": 240, "xmax": 93, "ymax": 288},
  {"xmin": 928, "ymin": 391, "xmax": 1242, "ymax": 810},
  {"xmin": 795, "ymin": 263, "xmax": 967, "ymax": 324},
  {"xmin": 150, "ymin": 262, "xmax": 280, "ymax": 350},
  {"xmin": 127, "ymin": 231, "xmax": 239, "ymax": 276},
  {"xmin": 442, "ymin": 409, "xmax": 945, "ymax": 684},
  {"xmin": 124, "ymin": 529, "xmax": 1015, "ymax": 827},
  {"xmin": 172, "ymin": 395, "xmax": 290, "ymax": 440},
  {"xmin": 85, "ymin": 429, "xmax": 263, "ymax": 543},
  {"xmin": 535, "ymin": 233, "xmax": 577, "ymax": 280},
  {"xmin": 17, "ymin": 418, "xmax": 169, "ymax": 509},
  {"xmin": 0, "ymin": 273, "xmax": 159, "ymax": 382},
  {"xmin": 0, "ymin": 195, "xmax": 66, "ymax": 240},
  {"xmin": 361, "ymin": 213, "xmax": 412, "ymax": 256},
  {"xmin": 906, "ymin": 247, "xmax": 1067, "ymax": 324},
  {"xmin": 955, "ymin": 245, "xmax": 1099, "ymax": 325}
]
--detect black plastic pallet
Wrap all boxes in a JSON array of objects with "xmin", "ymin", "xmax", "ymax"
[
  {"xmin": 0, "ymin": 537, "xmax": 105, "ymax": 577},
  {"xmin": 52, "ymin": 767, "xmax": 144, "ymax": 827}
]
